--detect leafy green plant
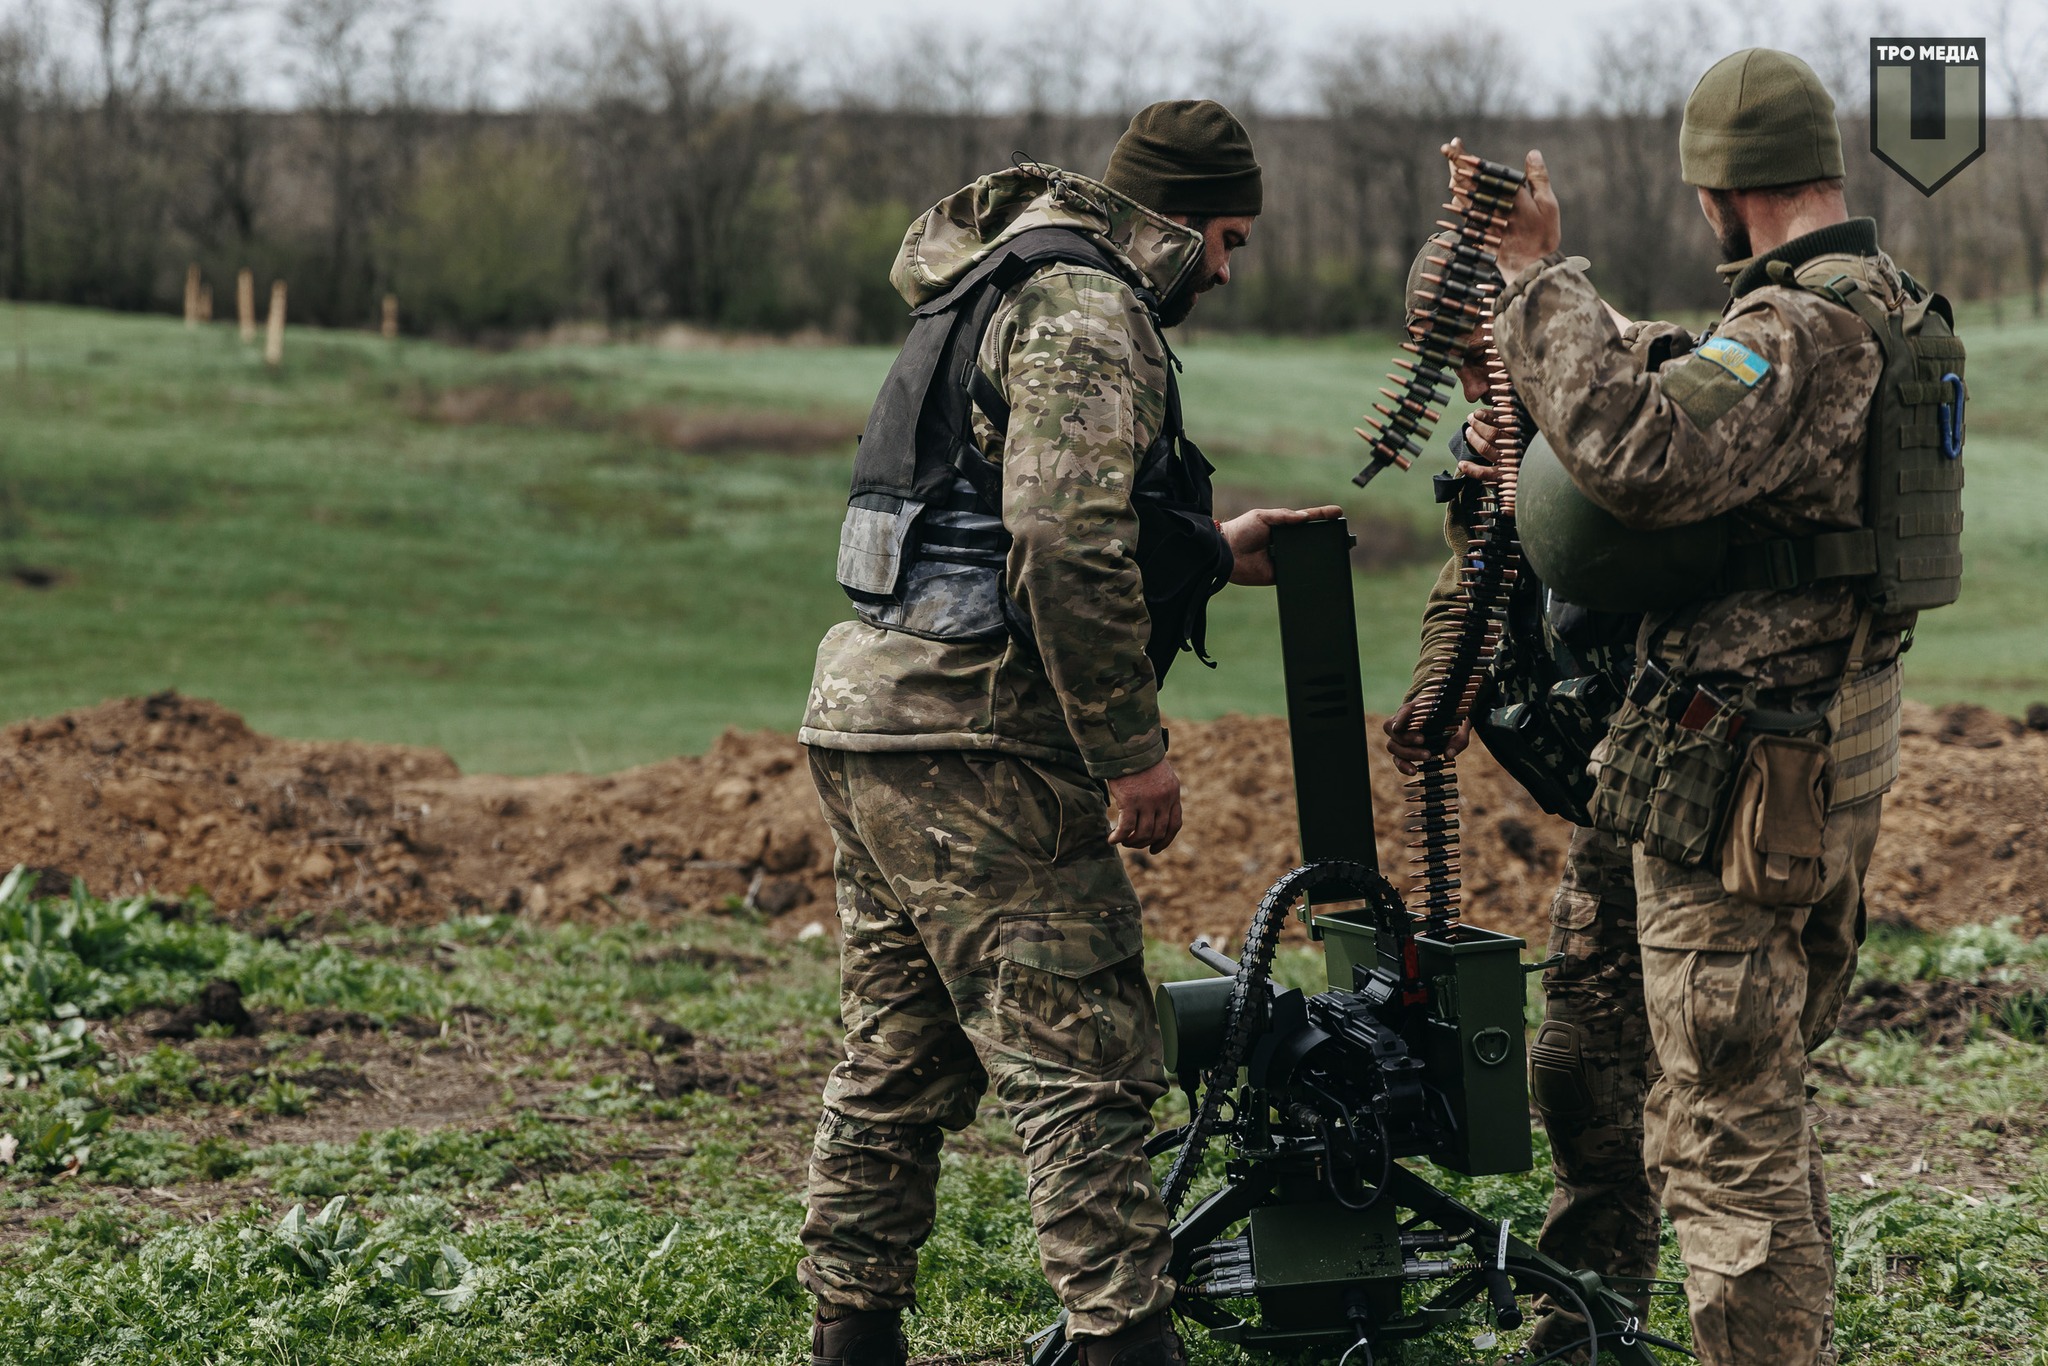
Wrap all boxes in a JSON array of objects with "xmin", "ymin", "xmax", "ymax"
[
  {"xmin": 0, "ymin": 1015, "xmax": 103, "ymax": 1088},
  {"xmin": 253, "ymin": 1075, "xmax": 316, "ymax": 1117},
  {"xmin": 2, "ymin": 1102, "xmax": 110, "ymax": 1177},
  {"xmin": 378, "ymin": 1240, "xmax": 483, "ymax": 1312},
  {"xmin": 259, "ymin": 1195, "xmax": 385, "ymax": 1282},
  {"xmin": 1994, "ymin": 988, "xmax": 2048, "ymax": 1043}
]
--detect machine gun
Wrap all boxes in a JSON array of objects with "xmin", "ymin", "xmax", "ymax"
[{"xmin": 1029, "ymin": 520, "xmax": 1687, "ymax": 1366}]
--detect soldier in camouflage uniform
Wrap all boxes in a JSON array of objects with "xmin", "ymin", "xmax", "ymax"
[
  {"xmin": 798, "ymin": 101, "xmax": 1339, "ymax": 1366},
  {"xmin": 1477, "ymin": 49, "xmax": 1922, "ymax": 1366},
  {"xmin": 1383, "ymin": 235, "xmax": 1662, "ymax": 1346}
]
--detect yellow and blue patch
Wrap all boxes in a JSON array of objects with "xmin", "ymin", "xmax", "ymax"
[{"xmin": 1694, "ymin": 336, "xmax": 1771, "ymax": 387}]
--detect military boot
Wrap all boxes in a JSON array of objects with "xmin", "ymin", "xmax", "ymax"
[
  {"xmin": 1075, "ymin": 1312, "xmax": 1186, "ymax": 1366},
  {"xmin": 811, "ymin": 1307, "xmax": 907, "ymax": 1366}
]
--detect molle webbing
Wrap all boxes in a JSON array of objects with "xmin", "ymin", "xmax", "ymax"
[
  {"xmin": 1829, "ymin": 660, "xmax": 1903, "ymax": 805},
  {"xmin": 1709, "ymin": 259, "xmax": 1965, "ymax": 611},
  {"xmin": 1789, "ymin": 259, "xmax": 1966, "ymax": 611}
]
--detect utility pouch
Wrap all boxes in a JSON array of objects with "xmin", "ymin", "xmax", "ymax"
[
  {"xmin": 837, "ymin": 494, "xmax": 925, "ymax": 603},
  {"xmin": 1719, "ymin": 735, "xmax": 1834, "ymax": 905},
  {"xmin": 1586, "ymin": 669, "xmax": 1676, "ymax": 842},
  {"xmin": 1640, "ymin": 689, "xmax": 1746, "ymax": 867}
]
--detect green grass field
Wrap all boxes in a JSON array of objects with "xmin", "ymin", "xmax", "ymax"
[
  {"xmin": 0, "ymin": 878, "xmax": 2040, "ymax": 1363},
  {"xmin": 3, "ymin": 301, "xmax": 2041, "ymax": 774},
  {"xmin": 0, "ymin": 306, "xmax": 2044, "ymax": 1356}
]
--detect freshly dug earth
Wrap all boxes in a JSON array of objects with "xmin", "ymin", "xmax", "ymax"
[{"xmin": 2, "ymin": 692, "xmax": 2045, "ymax": 948}]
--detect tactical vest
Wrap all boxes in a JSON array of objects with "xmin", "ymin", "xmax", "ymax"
[
  {"xmin": 1517, "ymin": 254, "xmax": 1966, "ymax": 615},
  {"xmin": 836, "ymin": 227, "xmax": 1233, "ymax": 684}
]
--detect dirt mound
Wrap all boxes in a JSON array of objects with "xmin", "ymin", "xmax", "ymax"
[
  {"xmin": 1836, "ymin": 976, "xmax": 2048, "ymax": 1045},
  {"xmin": 1, "ymin": 693, "xmax": 2044, "ymax": 947}
]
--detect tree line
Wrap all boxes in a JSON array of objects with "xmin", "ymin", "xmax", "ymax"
[{"xmin": 0, "ymin": 0, "xmax": 2042, "ymax": 340}]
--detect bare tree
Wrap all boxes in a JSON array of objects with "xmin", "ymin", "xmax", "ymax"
[
  {"xmin": 0, "ymin": 4, "xmax": 44, "ymax": 300},
  {"xmin": 1583, "ymin": 7, "xmax": 1719, "ymax": 317},
  {"xmin": 1319, "ymin": 26, "xmax": 1519, "ymax": 282},
  {"xmin": 279, "ymin": 0, "xmax": 438, "ymax": 322},
  {"xmin": 568, "ymin": 1, "xmax": 791, "ymax": 323},
  {"xmin": 1987, "ymin": 0, "xmax": 2047, "ymax": 315},
  {"xmin": 1189, "ymin": 0, "xmax": 1277, "ymax": 116}
]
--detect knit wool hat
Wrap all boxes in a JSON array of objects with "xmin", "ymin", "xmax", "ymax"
[
  {"xmin": 1680, "ymin": 48, "xmax": 1845, "ymax": 189},
  {"xmin": 1103, "ymin": 100, "xmax": 1263, "ymax": 217}
]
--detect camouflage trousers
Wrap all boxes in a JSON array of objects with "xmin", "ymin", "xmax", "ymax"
[
  {"xmin": 1530, "ymin": 814, "xmax": 1862, "ymax": 1366},
  {"xmin": 1637, "ymin": 796, "xmax": 1880, "ymax": 1366},
  {"xmin": 1529, "ymin": 826, "xmax": 1663, "ymax": 1329},
  {"xmin": 796, "ymin": 747, "xmax": 1175, "ymax": 1339}
]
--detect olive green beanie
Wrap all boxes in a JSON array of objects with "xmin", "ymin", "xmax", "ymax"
[
  {"xmin": 1680, "ymin": 48, "xmax": 1845, "ymax": 189},
  {"xmin": 1103, "ymin": 100, "xmax": 1263, "ymax": 217}
]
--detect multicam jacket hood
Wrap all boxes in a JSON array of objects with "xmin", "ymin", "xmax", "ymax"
[
  {"xmin": 889, "ymin": 165, "xmax": 1207, "ymax": 311},
  {"xmin": 801, "ymin": 168, "xmax": 1207, "ymax": 780}
]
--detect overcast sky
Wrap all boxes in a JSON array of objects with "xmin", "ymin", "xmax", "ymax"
[{"xmin": 419, "ymin": 0, "xmax": 2026, "ymax": 113}]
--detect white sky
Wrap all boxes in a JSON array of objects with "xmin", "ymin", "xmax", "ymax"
[{"xmin": 424, "ymin": 0, "xmax": 2023, "ymax": 113}]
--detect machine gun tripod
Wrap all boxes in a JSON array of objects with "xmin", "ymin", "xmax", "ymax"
[{"xmin": 1029, "ymin": 522, "xmax": 1689, "ymax": 1366}]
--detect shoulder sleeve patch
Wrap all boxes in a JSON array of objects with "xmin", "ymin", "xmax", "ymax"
[
  {"xmin": 1695, "ymin": 336, "xmax": 1771, "ymax": 386},
  {"xmin": 1661, "ymin": 336, "xmax": 1775, "ymax": 429}
]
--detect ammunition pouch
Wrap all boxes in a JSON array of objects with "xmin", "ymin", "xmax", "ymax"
[
  {"xmin": 1718, "ymin": 734, "xmax": 1833, "ymax": 906},
  {"xmin": 1589, "ymin": 664, "xmax": 1748, "ymax": 867}
]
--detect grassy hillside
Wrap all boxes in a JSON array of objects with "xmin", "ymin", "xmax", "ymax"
[{"xmin": 0, "ymin": 301, "xmax": 2040, "ymax": 773}]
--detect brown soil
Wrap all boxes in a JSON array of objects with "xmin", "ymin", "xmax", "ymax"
[
  {"xmin": 1836, "ymin": 975, "xmax": 2047, "ymax": 1046},
  {"xmin": 0, "ymin": 1012, "xmax": 844, "ymax": 1246},
  {"xmin": 412, "ymin": 381, "xmax": 861, "ymax": 455},
  {"xmin": 3, "ymin": 692, "xmax": 2046, "ymax": 949}
]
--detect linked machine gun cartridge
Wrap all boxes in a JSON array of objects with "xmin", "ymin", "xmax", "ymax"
[{"xmin": 1027, "ymin": 522, "xmax": 1687, "ymax": 1364}]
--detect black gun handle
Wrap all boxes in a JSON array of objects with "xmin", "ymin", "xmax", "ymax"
[{"xmin": 1484, "ymin": 1262, "xmax": 1523, "ymax": 1330}]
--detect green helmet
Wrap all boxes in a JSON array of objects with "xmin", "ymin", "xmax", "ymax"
[{"xmin": 1517, "ymin": 431, "xmax": 1729, "ymax": 612}]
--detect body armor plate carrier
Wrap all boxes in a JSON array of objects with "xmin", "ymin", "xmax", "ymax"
[
  {"xmin": 1517, "ymin": 257, "xmax": 1966, "ymax": 615},
  {"xmin": 836, "ymin": 227, "xmax": 1233, "ymax": 683}
]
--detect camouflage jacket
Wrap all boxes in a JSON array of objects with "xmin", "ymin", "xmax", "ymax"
[
  {"xmin": 800, "ymin": 168, "xmax": 1207, "ymax": 780},
  {"xmin": 1494, "ymin": 218, "xmax": 1909, "ymax": 703},
  {"xmin": 1404, "ymin": 320, "xmax": 1696, "ymax": 707}
]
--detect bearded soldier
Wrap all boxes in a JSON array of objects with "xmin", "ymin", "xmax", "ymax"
[
  {"xmin": 797, "ymin": 101, "xmax": 1339, "ymax": 1366},
  {"xmin": 1479, "ymin": 48, "xmax": 1960, "ymax": 1366}
]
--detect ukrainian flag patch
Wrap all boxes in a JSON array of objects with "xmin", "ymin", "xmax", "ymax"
[{"xmin": 1695, "ymin": 336, "xmax": 1771, "ymax": 387}]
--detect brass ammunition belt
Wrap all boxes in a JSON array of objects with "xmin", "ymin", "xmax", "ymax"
[{"xmin": 1358, "ymin": 148, "xmax": 1528, "ymax": 935}]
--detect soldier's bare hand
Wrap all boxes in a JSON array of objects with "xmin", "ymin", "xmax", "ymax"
[
  {"xmin": 1493, "ymin": 149, "xmax": 1561, "ymax": 281},
  {"xmin": 1107, "ymin": 757, "xmax": 1182, "ymax": 854},
  {"xmin": 1221, "ymin": 505, "xmax": 1344, "ymax": 586},
  {"xmin": 1382, "ymin": 698, "xmax": 1471, "ymax": 777}
]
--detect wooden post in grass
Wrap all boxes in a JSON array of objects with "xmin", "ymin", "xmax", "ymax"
[
  {"xmin": 184, "ymin": 264, "xmax": 201, "ymax": 329},
  {"xmin": 237, "ymin": 269, "xmax": 256, "ymax": 342},
  {"xmin": 264, "ymin": 280, "xmax": 287, "ymax": 367},
  {"xmin": 381, "ymin": 293, "xmax": 398, "ymax": 339},
  {"xmin": 198, "ymin": 285, "xmax": 213, "ymax": 324}
]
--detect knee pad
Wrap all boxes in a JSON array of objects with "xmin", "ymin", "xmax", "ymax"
[{"xmin": 1529, "ymin": 1019, "xmax": 1593, "ymax": 1124}]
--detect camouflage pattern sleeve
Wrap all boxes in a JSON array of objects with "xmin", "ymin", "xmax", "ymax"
[
  {"xmin": 1494, "ymin": 255, "xmax": 1878, "ymax": 531},
  {"xmin": 989, "ymin": 266, "xmax": 1167, "ymax": 782},
  {"xmin": 1406, "ymin": 508, "xmax": 1472, "ymax": 706},
  {"xmin": 1618, "ymin": 319, "xmax": 1694, "ymax": 369}
]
